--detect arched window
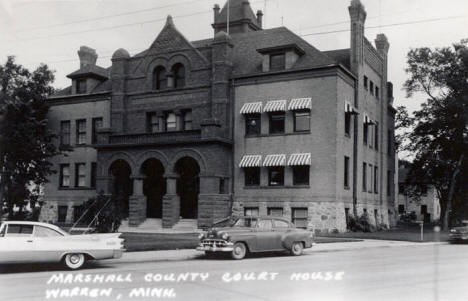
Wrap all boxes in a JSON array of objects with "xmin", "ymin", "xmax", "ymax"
[
  {"xmin": 153, "ymin": 66, "xmax": 167, "ymax": 90},
  {"xmin": 172, "ymin": 63, "xmax": 185, "ymax": 88}
]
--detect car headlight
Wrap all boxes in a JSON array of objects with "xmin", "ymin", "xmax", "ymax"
[
  {"xmin": 450, "ymin": 229, "xmax": 457, "ymax": 233},
  {"xmin": 221, "ymin": 232, "xmax": 229, "ymax": 240}
]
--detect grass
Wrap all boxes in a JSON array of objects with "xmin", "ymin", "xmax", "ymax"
[
  {"xmin": 319, "ymin": 224, "xmax": 450, "ymax": 242},
  {"xmin": 121, "ymin": 233, "xmax": 361, "ymax": 252}
]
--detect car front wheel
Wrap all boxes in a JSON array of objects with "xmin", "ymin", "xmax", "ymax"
[
  {"xmin": 231, "ymin": 242, "xmax": 247, "ymax": 260},
  {"xmin": 290, "ymin": 242, "xmax": 304, "ymax": 256},
  {"xmin": 64, "ymin": 253, "xmax": 86, "ymax": 270}
]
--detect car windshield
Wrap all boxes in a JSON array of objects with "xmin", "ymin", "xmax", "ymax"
[{"xmin": 233, "ymin": 217, "xmax": 258, "ymax": 228}]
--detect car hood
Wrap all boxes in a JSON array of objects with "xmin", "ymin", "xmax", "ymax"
[{"xmin": 205, "ymin": 227, "xmax": 253, "ymax": 238}]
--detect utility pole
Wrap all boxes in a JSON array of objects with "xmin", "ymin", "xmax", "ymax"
[{"xmin": 227, "ymin": 0, "xmax": 230, "ymax": 35}]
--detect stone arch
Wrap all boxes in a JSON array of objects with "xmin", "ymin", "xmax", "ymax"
[
  {"xmin": 168, "ymin": 54, "xmax": 192, "ymax": 86},
  {"xmin": 105, "ymin": 151, "xmax": 136, "ymax": 177},
  {"xmin": 146, "ymin": 56, "xmax": 169, "ymax": 90},
  {"xmin": 168, "ymin": 148, "xmax": 207, "ymax": 175},
  {"xmin": 136, "ymin": 150, "xmax": 169, "ymax": 175}
]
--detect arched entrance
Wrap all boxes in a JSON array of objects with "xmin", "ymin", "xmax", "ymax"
[
  {"xmin": 141, "ymin": 159, "xmax": 166, "ymax": 218},
  {"xmin": 109, "ymin": 159, "xmax": 132, "ymax": 218},
  {"xmin": 175, "ymin": 157, "xmax": 200, "ymax": 219}
]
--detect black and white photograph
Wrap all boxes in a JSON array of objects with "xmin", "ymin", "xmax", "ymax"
[{"xmin": 0, "ymin": 0, "xmax": 467, "ymax": 300}]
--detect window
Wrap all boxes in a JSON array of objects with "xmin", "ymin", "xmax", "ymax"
[
  {"xmin": 76, "ymin": 79, "xmax": 86, "ymax": 94},
  {"xmin": 73, "ymin": 205, "xmax": 85, "ymax": 223},
  {"xmin": 60, "ymin": 121, "xmax": 70, "ymax": 146},
  {"xmin": 76, "ymin": 119, "xmax": 86, "ymax": 145},
  {"xmin": 91, "ymin": 162, "xmax": 97, "ymax": 188},
  {"xmin": 7, "ymin": 224, "xmax": 33, "ymax": 236},
  {"xmin": 362, "ymin": 163, "xmax": 367, "ymax": 191},
  {"xmin": 244, "ymin": 207, "xmax": 259, "ymax": 217},
  {"xmin": 344, "ymin": 156, "xmax": 350, "ymax": 188},
  {"xmin": 58, "ymin": 206, "xmax": 68, "ymax": 223},
  {"xmin": 92, "ymin": 117, "xmax": 103, "ymax": 144},
  {"xmin": 388, "ymin": 129, "xmax": 393, "ymax": 154},
  {"xmin": 345, "ymin": 208, "xmax": 350, "ymax": 229},
  {"xmin": 345, "ymin": 111, "xmax": 351, "ymax": 136},
  {"xmin": 292, "ymin": 208, "xmax": 308, "ymax": 228},
  {"xmin": 387, "ymin": 170, "xmax": 392, "ymax": 196},
  {"xmin": 374, "ymin": 209, "xmax": 378, "ymax": 224},
  {"xmin": 374, "ymin": 122, "xmax": 379, "ymax": 150},
  {"xmin": 147, "ymin": 112, "xmax": 159, "ymax": 133},
  {"xmin": 219, "ymin": 178, "xmax": 226, "ymax": 194},
  {"xmin": 370, "ymin": 81, "xmax": 374, "ymax": 95},
  {"xmin": 183, "ymin": 110, "xmax": 193, "ymax": 130},
  {"xmin": 245, "ymin": 114, "xmax": 261, "ymax": 136},
  {"xmin": 258, "ymin": 219, "xmax": 273, "ymax": 229},
  {"xmin": 34, "ymin": 226, "xmax": 63, "ymax": 237},
  {"xmin": 421, "ymin": 205, "xmax": 428, "ymax": 214},
  {"xmin": 294, "ymin": 110, "xmax": 310, "ymax": 132},
  {"xmin": 270, "ymin": 53, "xmax": 285, "ymax": 71},
  {"xmin": 368, "ymin": 164, "xmax": 373, "ymax": 192},
  {"xmin": 166, "ymin": 112, "xmax": 177, "ymax": 132},
  {"xmin": 399, "ymin": 183, "xmax": 406, "ymax": 195},
  {"xmin": 374, "ymin": 166, "xmax": 379, "ymax": 193},
  {"xmin": 153, "ymin": 66, "xmax": 167, "ymax": 90},
  {"xmin": 268, "ymin": 208, "xmax": 283, "ymax": 217},
  {"xmin": 172, "ymin": 64, "xmax": 186, "ymax": 88},
  {"xmin": 363, "ymin": 122, "xmax": 368, "ymax": 145},
  {"xmin": 244, "ymin": 167, "xmax": 260, "ymax": 186},
  {"xmin": 375, "ymin": 86, "xmax": 379, "ymax": 99},
  {"xmin": 364, "ymin": 76, "xmax": 368, "ymax": 90},
  {"xmin": 268, "ymin": 167, "xmax": 284, "ymax": 186},
  {"xmin": 60, "ymin": 164, "xmax": 70, "ymax": 187},
  {"xmin": 293, "ymin": 166, "xmax": 309, "ymax": 186},
  {"xmin": 75, "ymin": 163, "xmax": 86, "ymax": 187},
  {"xmin": 274, "ymin": 219, "xmax": 290, "ymax": 229},
  {"xmin": 398, "ymin": 204, "xmax": 405, "ymax": 214},
  {"xmin": 269, "ymin": 112, "xmax": 285, "ymax": 134}
]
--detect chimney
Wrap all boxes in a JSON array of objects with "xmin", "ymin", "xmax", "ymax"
[
  {"xmin": 78, "ymin": 46, "xmax": 97, "ymax": 68},
  {"xmin": 348, "ymin": 0, "xmax": 367, "ymax": 73},
  {"xmin": 375, "ymin": 33, "xmax": 390, "ymax": 54},
  {"xmin": 242, "ymin": 0, "xmax": 250, "ymax": 19},
  {"xmin": 257, "ymin": 10, "xmax": 263, "ymax": 28},
  {"xmin": 213, "ymin": 4, "xmax": 220, "ymax": 23}
]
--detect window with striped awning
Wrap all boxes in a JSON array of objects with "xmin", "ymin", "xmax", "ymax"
[
  {"xmin": 288, "ymin": 153, "xmax": 311, "ymax": 166},
  {"xmin": 288, "ymin": 98, "xmax": 311, "ymax": 111},
  {"xmin": 344, "ymin": 101, "xmax": 358, "ymax": 114},
  {"xmin": 240, "ymin": 102, "xmax": 262, "ymax": 114},
  {"xmin": 364, "ymin": 113, "xmax": 375, "ymax": 125},
  {"xmin": 239, "ymin": 155, "xmax": 262, "ymax": 168},
  {"xmin": 263, "ymin": 154, "xmax": 286, "ymax": 167},
  {"xmin": 263, "ymin": 100, "xmax": 287, "ymax": 112}
]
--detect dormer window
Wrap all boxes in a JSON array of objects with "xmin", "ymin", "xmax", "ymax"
[
  {"xmin": 269, "ymin": 53, "xmax": 286, "ymax": 71},
  {"xmin": 153, "ymin": 66, "xmax": 167, "ymax": 90},
  {"xmin": 76, "ymin": 79, "xmax": 87, "ymax": 94},
  {"xmin": 172, "ymin": 63, "xmax": 185, "ymax": 88}
]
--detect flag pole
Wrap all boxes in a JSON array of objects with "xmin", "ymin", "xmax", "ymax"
[{"xmin": 227, "ymin": 0, "xmax": 230, "ymax": 34}]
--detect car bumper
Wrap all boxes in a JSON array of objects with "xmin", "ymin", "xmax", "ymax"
[
  {"xmin": 449, "ymin": 233, "xmax": 468, "ymax": 241},
  {"xmin": 196, "ymin": 242, "xmax": 234, "ymax": 252}
]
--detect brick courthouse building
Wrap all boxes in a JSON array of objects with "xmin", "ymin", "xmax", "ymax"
[{"xmin": 41, "ymin": 0, "xmax": 397, "ymax": 232}]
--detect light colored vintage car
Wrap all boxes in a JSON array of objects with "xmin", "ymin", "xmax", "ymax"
[
  {"xmin": 197, "ymin": 216, "xmax": 315, "ymax": 259},
  {"xmin": 0, "ymin": 221, "xmax": 124, "ymax": 269}
]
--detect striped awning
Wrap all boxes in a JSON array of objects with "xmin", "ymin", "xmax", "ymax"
[
  {"xmin": 263, "ymin": 154, "xmax": 286, "ymax": 167},
  {"xmin": 289, "ymin": 98, "xmax": 312, "ymax": 111},
  {"xmin": 263, "ymin": 100, "xmax": 287, "ymax": 112},
  {"xmin": 239, "ymin": 155, "xmax": 262, "ymax": 168},
  {"xmin": 345, "ymin": 101, "xmax": 358, "ymax": 114},
  {"xmin": 240, "ymin": 102, "xmax": 262, "ymax": 114},
  {"xmin": 288, "ymin": 153, "xmax": 311, "ymax": 166}
]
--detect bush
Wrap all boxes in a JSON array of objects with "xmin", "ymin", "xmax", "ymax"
[
  {"xmin": 348, "ymin": 213, "xmax": 375, "ymax": 232},
  {"xmin": 80, "ymin": 193, "xmax": 126, "ymax": 233}
]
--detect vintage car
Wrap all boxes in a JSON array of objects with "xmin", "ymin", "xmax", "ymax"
[
  {"xmin": 0, "ymin": 221, "xmax": 124, "ymax": 269},
  {"xmin": 197, "ymin": 216, "xmax": 314, "ymax": 259},
  {"xmin": 449, "ymin": 221, "xmax": 468, "ymax": 243}
]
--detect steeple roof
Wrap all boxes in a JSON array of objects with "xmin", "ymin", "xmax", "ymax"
[{"xmin": 213, "ymin": 0, "xmax": 261, "ymax": 34}]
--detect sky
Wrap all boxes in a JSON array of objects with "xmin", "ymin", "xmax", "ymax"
[{"xmin": 0, "ymin": 0, "xmax": 467, "ymax": 115}]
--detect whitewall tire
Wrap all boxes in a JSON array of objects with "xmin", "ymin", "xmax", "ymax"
[
  {"xmin": 64, "ymin": 253, "xmax": 86, "ymax": 270},
  {"xmin": 231, "ymin": 242, "xmax": 247, "ymax": 260},
  {"xmin": 290, "ymin": 242, "xmax": 304, "ymax": 256}
]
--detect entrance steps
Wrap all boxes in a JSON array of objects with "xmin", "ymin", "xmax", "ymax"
[{"xmin": 118, "ymin": 218, "xmax": 201, "ymax": 233}]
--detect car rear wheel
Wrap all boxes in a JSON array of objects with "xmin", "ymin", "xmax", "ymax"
[
  {"xmin": 64, "ymin": 253, "xmax": 86, "ymax": 270},
  {"xmin": 290, "ymin": 242, "xmax": 304, "ymax": 256},
  {"xmin": 231, "ymin": 242, "xmax": 247, "ymax": 260}
]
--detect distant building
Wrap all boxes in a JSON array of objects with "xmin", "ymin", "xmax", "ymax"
[
  {"xmin": 397, "ymin": 164, "xmax": 440, "ymax": 223},
  {"xmin": 40, "ymin": 0, "xmax": 397, "ymax": 232}
]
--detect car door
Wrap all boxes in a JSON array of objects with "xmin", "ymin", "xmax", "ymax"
[
  {"xmin": 272, "ymin": 219, "xmax": 292, "ymax": 249},
  {"xmin": 255, "ymin": 219, "xmax": 280, "ymax": 251},
  {"xmin": 0, "ymin": 224, "xmax": 35, "ymax": 263},
  {"xmin": 32, "ymin": 225, "xmax": 66, "ymax": 263}
]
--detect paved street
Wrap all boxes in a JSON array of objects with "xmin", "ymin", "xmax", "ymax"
[{"xmin": 0, "ymin": 241, "xmax": 467, "ymax": 301}]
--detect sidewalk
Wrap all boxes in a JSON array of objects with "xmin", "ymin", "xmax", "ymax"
[{"xmin": 108, "ymin": 239, "xmax": 447, "ymax": 265}]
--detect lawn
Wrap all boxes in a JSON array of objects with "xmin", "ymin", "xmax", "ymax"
[
  {"xmin": 121, "ymin": 233, "xmax": 360, "ymax": 252},
  {"xmin": 320, "ymin": 224, "xmax": 450, "ymax": 243}
]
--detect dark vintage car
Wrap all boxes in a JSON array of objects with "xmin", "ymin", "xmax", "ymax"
[
  {"xmin": 196, "ymin": 216, "xmax": 315, "ymax": 259},
  {"xmin": 449, "ymin": 221, "xmax": 468, "ymax": 243}
]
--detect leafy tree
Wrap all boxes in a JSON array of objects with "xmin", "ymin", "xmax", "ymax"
[
  {"xmin": 79, "ymin": 193, "xmax": 125, "ymax": 233},
  {"xmin": 399, "ymin": 39, "xmax": 468, "ymax": 230},
  {"xmin": 0, "ymin": 56, "xmax": 59, "ymax": 219}
]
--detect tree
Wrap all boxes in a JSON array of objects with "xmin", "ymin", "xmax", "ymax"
[
  {"xmin": 79, "ymin": 194, "xmax": 125, "ymax": 233},
  {"xmin": 399, "ymin": 39, "xmax": 468, "ymax": 230},
  {"xmin": 0, "ymin": 56, "xmax": 59, "ymax": 220}
]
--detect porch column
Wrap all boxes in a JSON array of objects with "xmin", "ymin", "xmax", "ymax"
[
  {"xmin": 162, "ymin": 173, "xmax": 180, "ymax": 228},
  {"xmin": 129, "ymin": 176, "xmax": 145, "ymax": 227}
]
